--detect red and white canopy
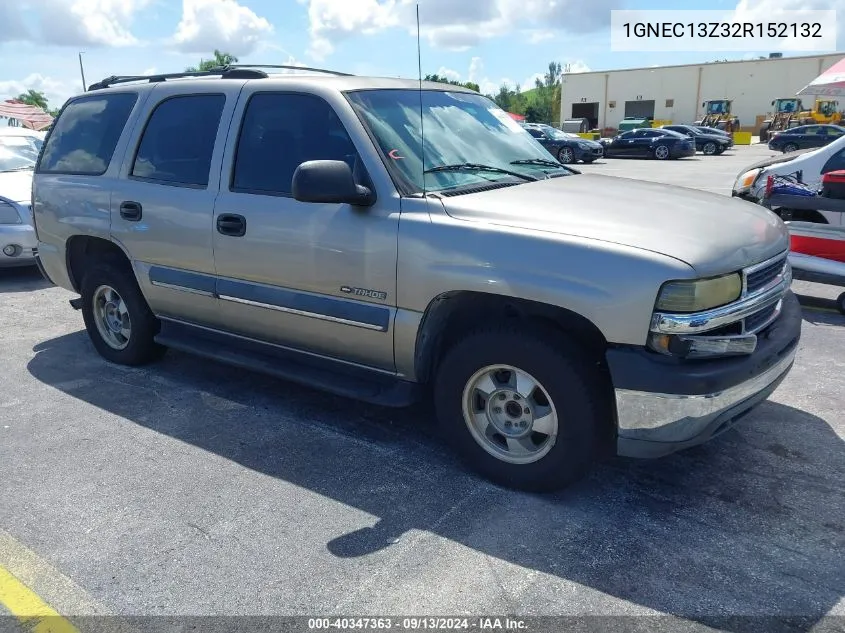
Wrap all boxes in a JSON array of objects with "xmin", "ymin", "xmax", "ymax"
[
  {"xmin": 797, "ymin": 57, "xmax": 845, "ymax": 98},
  {"xmin": 0, "ymin": 99, "xmax": 53, "ymax": 130}
]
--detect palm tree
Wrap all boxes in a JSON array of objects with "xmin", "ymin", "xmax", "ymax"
[
  {"xmin": 185, "ymin": 50, "xmax": 239, "ymax": 72},
  {"xmin": 16, "ymin": 89, "xmax": 49, "ymax": 110}
]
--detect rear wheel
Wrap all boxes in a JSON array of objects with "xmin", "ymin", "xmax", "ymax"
[
  {"xmin": 433, "ymin": 326, "xmax": 607, "ymax": 492},
  {"xmin": 80, "ymin": 261, "xmax": 166, "ymax": 366},
  {"xmin": 653, "ymin": 144, "xmax": 670, "ymax": 160},
  {"xmin": 837, "ymin": 292, "xmax": 845, "ymax": 316},
  {"xmin": 558, "ymin": 147, "xmax": 575, "ymax": 164}
]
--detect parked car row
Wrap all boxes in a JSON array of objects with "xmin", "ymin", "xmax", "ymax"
[{"xmin": 522, "ymin": 121, "xmax": 732, "ymax": 163}]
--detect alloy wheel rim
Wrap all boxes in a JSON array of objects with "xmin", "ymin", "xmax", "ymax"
[
  {"xmin": 92, "ymin": 285, "xmax": 132, "ymax": 350},
  {"xmin": 461, "ymin": 364, "xmax": 559, "ymax": 465},
  {"xmin": 656, "ymin": 146, "xmax": 669, "ymax": 159}
]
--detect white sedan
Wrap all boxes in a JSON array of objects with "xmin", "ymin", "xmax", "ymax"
[
  {"xmin": 0, "ymin": 146, "xmax": 37, "ymax": 268},
  {"xmin": 0, "ymin": 127, "xmax": 46, "ymax": 161}
]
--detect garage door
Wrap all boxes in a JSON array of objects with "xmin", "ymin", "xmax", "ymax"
[{"xmin": 624, "ymin": 100, "xmax": 655, "ymax": 119}]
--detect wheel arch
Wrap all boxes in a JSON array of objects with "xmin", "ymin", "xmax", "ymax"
[
  {"xmin": 413, "ymin": 290, "xmax": 610, "ymax": 385},
  {"xmin": 66, "ymin": 235, "xmax": 134, "ymax": 293}
]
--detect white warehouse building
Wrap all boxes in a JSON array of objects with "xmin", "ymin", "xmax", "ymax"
[{"xmin": 559, "ymin": 52, "xmax": 844, "ymax": 132}]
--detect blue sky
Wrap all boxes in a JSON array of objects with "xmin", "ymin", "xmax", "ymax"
[{"xmin": 0, "ymin": 0, "xmax": 841, "ymax": 111}]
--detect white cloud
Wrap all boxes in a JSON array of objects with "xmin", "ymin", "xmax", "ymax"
[
  {"xmin": 298, "ymin": 0, "xmax": 401, "ymax": 60},
  {"xmin": 0, "ymin": 2, "xmax": 29, "ymax": 43},
  {"xmin": 563, "ymin": 60, "xmax": 590, "ymax": 73},
  {"xmin": 29, "ymin": 0, "xmax": 152, "ymax": 47},
  {"xmin": 436, "ymin": 67, "xmax": 461, "ymax": 81},
  {"xmin": 0, "ymin": 74, "xmax": 73, "ymax": 111},
  {"xmin": 298, "ymin": 0, "xmax": 622, "ymax": 59},
  {"xmin": 173, "ymin": 0, "xmax": 274, "ymax": 56},
  {"xmin": 468, "ymin": 56, "xmax": 483, "ymax": 83}
]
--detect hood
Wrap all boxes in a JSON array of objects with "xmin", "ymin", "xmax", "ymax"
[
  {"xmin": 439, "ymin": 173, "xmax": 788, "ymax": 277},
  {"xmin": 0, "ymin": 169, "xmax": 33, "ymax": 205}
]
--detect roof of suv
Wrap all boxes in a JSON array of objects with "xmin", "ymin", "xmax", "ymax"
[{"xmin": 80, "ymin": 67, "xmax": 479, "ymax": 97}]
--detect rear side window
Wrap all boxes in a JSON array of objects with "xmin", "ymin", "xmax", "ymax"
[
  {"xmin": 38, "ymin": 92, "xmax": 137, "ymax": 175},
  {"xmin": 131, "ymin": 94, "xmax": 226, "ymax": 187}
]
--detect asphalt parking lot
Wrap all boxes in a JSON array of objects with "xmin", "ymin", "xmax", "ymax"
[{"xmin": 1, "ymin": 143, "xmax": 844, "ymax": 633}]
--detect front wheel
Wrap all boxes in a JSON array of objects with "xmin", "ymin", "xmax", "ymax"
[
  {"xmin": 784, "ymin": 143, "xmax": 799, "ymax": 153},
  {"xmin": 80, "ymin": 262, "xmax": 166, "ymax": 366},
  {"xmin": 558, "ymin": 147, "xmax": 575, "ymax": 164},
  {"xmin": 433, "ymin": 327, "xmax": 607, "ymax": 492},
  {"xmin": 653, "ymin": 144, "xmax": 670, "ymax": 160},
  {"xmin": 702, "ymin": 141, "xmax": 717, "ymax": 155}
]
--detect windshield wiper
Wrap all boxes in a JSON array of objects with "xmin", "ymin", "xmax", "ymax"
[
  {"xmin": 423, "ymin": 163, "xmax": 538, "ymax": 182},
  {"xmin": 510, "ymin": 158, "xmax": 564, "ymax": 168},
  {"xmin": 510, "ymin": 158, "xmax": 579, "ymax": 175}
]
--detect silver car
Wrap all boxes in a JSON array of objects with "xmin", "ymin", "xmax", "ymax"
[
  {"xmin": 0, "ymin": 147, "xmax": 37, "ymax": 268},
  {"xmin": 33, "ymin": 67, "xmax": 801, "ymax": 492}
]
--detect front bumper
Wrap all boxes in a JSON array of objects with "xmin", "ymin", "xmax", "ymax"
[
  {"xmin": 574, "ymin": 145, "xmax": 604, "ymax": 161},
  {"xmin": 0, "ymin": 224, "xmax": 37, "ymax": 268},
  {"xmin": 608, "ymin": 290, "xmax": 802, "ymax": 458}
]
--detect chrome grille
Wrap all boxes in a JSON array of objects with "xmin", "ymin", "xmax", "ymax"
[
  {"xmin": 744, "ymin": 302, "xmax": 779, "ymax": 333},
  {"xmin": 745, "ymin": 252, "xmax": 788, "ymax": 295}
]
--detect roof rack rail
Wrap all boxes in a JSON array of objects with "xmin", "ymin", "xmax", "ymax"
[
  {"xmin": 87, "ymin": 63, "xmax": 353, "ymax": 91},
  {"xmin": 222, "ymin": 64, "xmax": 355, "ymax": 77}
]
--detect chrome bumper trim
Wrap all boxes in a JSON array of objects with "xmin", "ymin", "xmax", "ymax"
[{"xmin": 615, "ymin": 344, "xmax": 797, "ymax": 442}]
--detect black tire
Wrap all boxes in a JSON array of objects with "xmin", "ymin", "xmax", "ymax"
[
  {"xmin": 702, "ymin": 141, "xmax": 717, "ymax": 155},
  {"xmin": 837, "ymin": 292, "xmax": 845, "ymax": 316},
  {"xmin": 784, "ymin": 143, "xmax": 799, "ymax": 153},
  {"xmin": 715, "ymin": 146, "xmax": 725, "ymax": 155},
  {"xmin": 433, "ymin": 326, "xmax": 609, "ymax": 492},
  {"xmin": 653, "ymin": 144, "xmax": 671, "ymax": 160},
  {"xmin": 80, "ymin": 260, "xmax": 166, "ymax": 366},
  {"xmin": 558, "ymin": 147, "xmax": 575, "ymax": 164}
]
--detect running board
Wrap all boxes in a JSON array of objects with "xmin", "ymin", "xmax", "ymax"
[{"xmin": 154, "ymin": 320, "xmax": 422, "ymax": 408}]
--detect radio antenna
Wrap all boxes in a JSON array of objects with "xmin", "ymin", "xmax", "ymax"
[{"xmin": 416, "ymin": 3, "xmax": 426, "ymax": 196}]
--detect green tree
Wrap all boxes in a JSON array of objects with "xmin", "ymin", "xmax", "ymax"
[
  {"xmin": 186, "ymin": 50, "xmax": 239, "ymax": 72},
  {"xmin": 423, "ymin": 74, "xmax": 479, "ymax": 92},
  {"xmin": 16, "ymin": 89, "xmax": 49, "ymax": 110}
]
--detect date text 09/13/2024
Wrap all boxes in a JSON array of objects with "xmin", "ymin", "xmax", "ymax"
[{"xmin": 308, "ymin": 617, "xmax": 528, "ymax": 630}]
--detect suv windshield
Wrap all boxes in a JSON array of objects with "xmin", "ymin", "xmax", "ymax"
[
  {"xmin": 346, "ymin": 89, "xmax": 570, "ymax": 194},
  {"xmin": 0, "ymin": 147, "xmax": 35, "ymax": 172}
]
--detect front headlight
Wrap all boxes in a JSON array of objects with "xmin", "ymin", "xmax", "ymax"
[
  {"xmin": 655, "ymin": 273, "xmax": 742, "ymax": 313},
  {"xmin": 577, "ymin": 142, "xmax": 591, "ymax": 149},
  {"xmin": 0, "ymin": 201, "xmax": 21, "ymax": 225},
  {"xmin": 733, "ymin": 168, "xmax": 761, "ymax": 193}
]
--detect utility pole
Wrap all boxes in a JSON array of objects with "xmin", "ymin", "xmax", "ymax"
[{"xmin": 78, "ymin": 52, "xmax": 87, "ymax": 91}]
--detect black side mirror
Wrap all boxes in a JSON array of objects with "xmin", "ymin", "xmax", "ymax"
[{"xmin": 292, "ymin": 160, "xmax": 376, "ymax": 206}]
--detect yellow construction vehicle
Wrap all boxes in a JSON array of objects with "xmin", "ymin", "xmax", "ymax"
[
  {"xmin": 759, "ymin": 98, "xmax": 842, "ymax": 141},
  {"xmin": 696, "ymin": 100, "xmax": 740, "ymax": 133}
]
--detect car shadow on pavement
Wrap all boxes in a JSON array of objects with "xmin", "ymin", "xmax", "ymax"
[
  {"xmin": 26, "ymin": 331, "xmax": 845, "ymax": 632},
  {"xmin": 0, "ymin": 266, "xmax": 51, "ymax": 293}
]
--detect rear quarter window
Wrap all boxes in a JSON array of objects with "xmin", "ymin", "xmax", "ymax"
[{"xmin": 37, "ymin": 92, "xmax": 138, "ymax": 175}]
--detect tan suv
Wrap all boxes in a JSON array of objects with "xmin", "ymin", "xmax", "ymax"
[{"xmin": 33, "ymin": 65, "xmax": 801, "ymax": 491}]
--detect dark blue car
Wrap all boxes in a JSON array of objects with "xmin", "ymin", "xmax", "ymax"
[
  {"xmin": 521, "ymin": 123, "xmax": 604, "ymax": 164},
  {"xmin": 768, "ymin": 124, "xmax": 845, "ymax": 153}
]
